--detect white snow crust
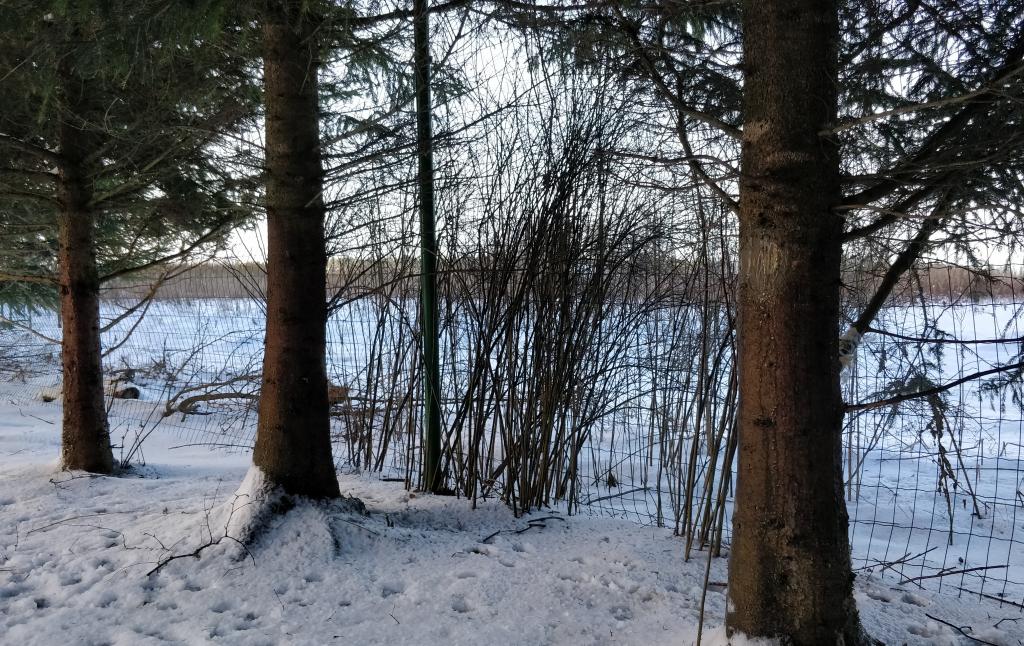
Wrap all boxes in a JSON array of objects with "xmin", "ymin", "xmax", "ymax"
[{"xmin": 0, "ymin": 398, "xmax": 1020, "ymax": 645}]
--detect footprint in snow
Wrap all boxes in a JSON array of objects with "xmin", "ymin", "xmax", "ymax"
[
  {"xmin": 96, "ymin": 591, "xmax": 118, "ymax": 608},
  {"xmin": 451, "ymin": 596, "xmax": 472, "ymax": 613},
  {"xmin": 140, "ymin": 577, "xmax": 163, "ymax": 592},
  {"xmin": 466, "ymin": 544, "xmax": 497, "ymax": 556},
  {"xmin": 132, "ymin": 623, "xmax": 163, "ymax": 639},
  {"xmin": 210, "ymin": 599, "xmax": 232, "ymax": 614},
  {"xmin": 900, "ymin": 592, "xmax": 930, "ymax": 607},
  {"xmin": 610, "ymin": 605, "xmax": 633, "ymax": 621},
  {"xmin": 381, "ymin": 580, "xmax": 406, "ymax": 598},
  {"xmin": 0, "ymin": 584, "xmax": 28, "ymax": 599},
  {"xmin": 864, "ymin": 587, "xmax": 895, "ymax": 603},
  {"xmin": 58, "ymin": 573, "xmax": 82, "ymax": 587},
  {"xmin": 906, "ymin": 622, "xmax": 938, "ymax": 637}
]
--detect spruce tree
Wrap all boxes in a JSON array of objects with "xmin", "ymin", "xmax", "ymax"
[
  {"xmin": 250, "ymin": 0, "xmax": 341, "ymax": 499},
  {"xmin": 726, "ymin": 1, "xmax": 865, "ymax": 641},
  {"xmin": 0, "ymin": 0, "xmax": 258, "ymax": 472}
]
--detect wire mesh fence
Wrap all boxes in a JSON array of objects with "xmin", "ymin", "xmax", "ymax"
[
  {"xmin": 1, "ymin": 260, "xmax": 1022, "ymax": 607},
  {"xmin": 842, "ymin": 274, "xmax": 1024, "ymax": 606}
]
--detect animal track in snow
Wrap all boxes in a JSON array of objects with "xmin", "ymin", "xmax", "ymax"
[
  {"xmin": 58, "ymin": 573, "xmax": 81, "ymax": 587},
  {"xmin": 466, "ymin": 544, "xmax": 497, "ymax": 556},
  {"xmin": 864, "ymin": 587, "xmax": 895, "ymax": 603},
  {"xmin": 381, "ymin": 580, "xmax": 406, "ymax": 597},
  {"xmin": 95, "ymin": 591, "xmax": 117, "ymax": 608},
  {"xmin": 610, "ymin": 605, "xmax": 633, "ymax": 621},
  {"xmin": 451, "ymin": 595, "xmax": 472, "ymax": 613},
  {"xmin": 565, "ymin": 571, "xmax": 593, "ymax": 585},
  {"xmin": 0, "ymin": 584, "xmax": 29, "ymax": 599},
  {"xmin": 900, "ymin": 592, "xmax": 930, "ymax": 607},
  {"xmin": 209, "ymin": 599, "xmax": 232, "ymax": 613}
]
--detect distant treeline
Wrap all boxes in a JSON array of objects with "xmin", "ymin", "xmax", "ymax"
[
  {"xmin": 843, "ymin": 262, "xmax": 1024, "ymax": 306},
  {"xmin": 102, "ymin": 258, "xmax": 1024, "ymax": 306}
]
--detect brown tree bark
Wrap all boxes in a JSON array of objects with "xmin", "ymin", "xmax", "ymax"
[
  {"xmin": 57, "ymin": 75, "xmax": 114, "ymax": 474},
  {"xmin": 251, "ymin": 0, "xmax": 340, "ymax": 499},
  {"xmin": 726, "ymin": 0, "xmax": 866, "ymax": 643}
]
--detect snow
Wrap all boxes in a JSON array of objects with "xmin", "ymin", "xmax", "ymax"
[
  {"xmin": 220, "ymin": 465, "xmax": 271, "ymax": 541},
  {"xmin": 845, "ymin": 302, "xmax": 1024, "ymax": 601},
  {"xmin": 1, "ymin": 398, "xmax": 1021, "ymax": 646}
]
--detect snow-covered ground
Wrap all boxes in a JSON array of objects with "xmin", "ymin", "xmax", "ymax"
[
  {"xmin": 844, "ymin": 302, "xmax": 1024, "ymax": 601},
  {"xmin": 1, "ymin": 398, "xmax": 1021, "ymax": 646}
]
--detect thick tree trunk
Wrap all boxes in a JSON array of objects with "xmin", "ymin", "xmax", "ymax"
[
  {"xmin": 251, "ymin": 0, "xmax": 340, "ymax": 499},
  {"xmin": 57, "ymin": 80, "xmax": 114, "ymax": 474},
  {"xmin": 726, "ymin": 1, "xmax": 865, "ymax": 643}
]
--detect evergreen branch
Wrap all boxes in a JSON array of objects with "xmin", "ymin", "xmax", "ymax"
[
  {"xmin": 0, "ymin": 313, "xmax": 60, "ymax": 345},
  {"xmin": 842, "ymin": 35, "xmax": 1024, "ymax": 207},
  {"xmin": 849, "ymin": 195, "xmax": 949, "ymax": 336},
  {"xmin": 846, "ymin": 360, "xmax": 1024, "ymax": 412},
  {"xmin": 840, "ymin": 184, "xmax": 941, "ymax": 242},
  {"xmin": 0, "ymin": 272, "xmax": 57, "ymax": 285},
  {"xmin": 351, "ymin": 0, "xmax": 473, "ymax": 26},
  {"xmin": 0, "ymin": 132, "xmax": 60, "ymax": 165},
  {"xmin": 864, "ymin": 328, "xmax": 1024, "ymax": 346},
  {"xmin": 350, "ymin": 0, "xmax": 619, "ymax": 27},
  {"xmin": 99, "ymin": 221, "xmax": 229, "ymax": 283},
  {"xmin": 353, "ymin": 0, "xmax": 733, "ymax": 26},
  {"xmin": 615, "ymin": 7, "xmax": 742, "ymax": 140},
  {"xmin": 829, "ymin": 60, "xmax": 1024, "ymax": 134},
  {"xmin": 0, "ymin": 188, "xmax": 61, "ymax": 206},
  {"xmin": 88, "ymin": 136, "xmax": 191, "ymax": 208},
  {"xmin": 101, "ymin": 294, "xmax": 156, "ymax": 358},
  {"xmin": 0, "ymin": 167, "xmax": 58, "ymax": 184},
  {"xmin": 99, "ymin": 271, "xmax": 170, "ymax": 333}
]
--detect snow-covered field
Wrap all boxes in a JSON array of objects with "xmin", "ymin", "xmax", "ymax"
[
  {"xmin": 844, "ymin": 302, "xmax": 1024, "ymax": 602},
  {"xmin": 1, "ymin": 297, "xmax": 1023, "ymax": 643},
  {"xmin": 1, "ymin": 397, "xmax": 1022, "ymax": 646}
]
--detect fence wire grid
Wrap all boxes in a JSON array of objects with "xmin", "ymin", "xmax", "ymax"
[{"xmin": 1, "ymin": 260, "xmax": 1023, "ymax": 608}]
